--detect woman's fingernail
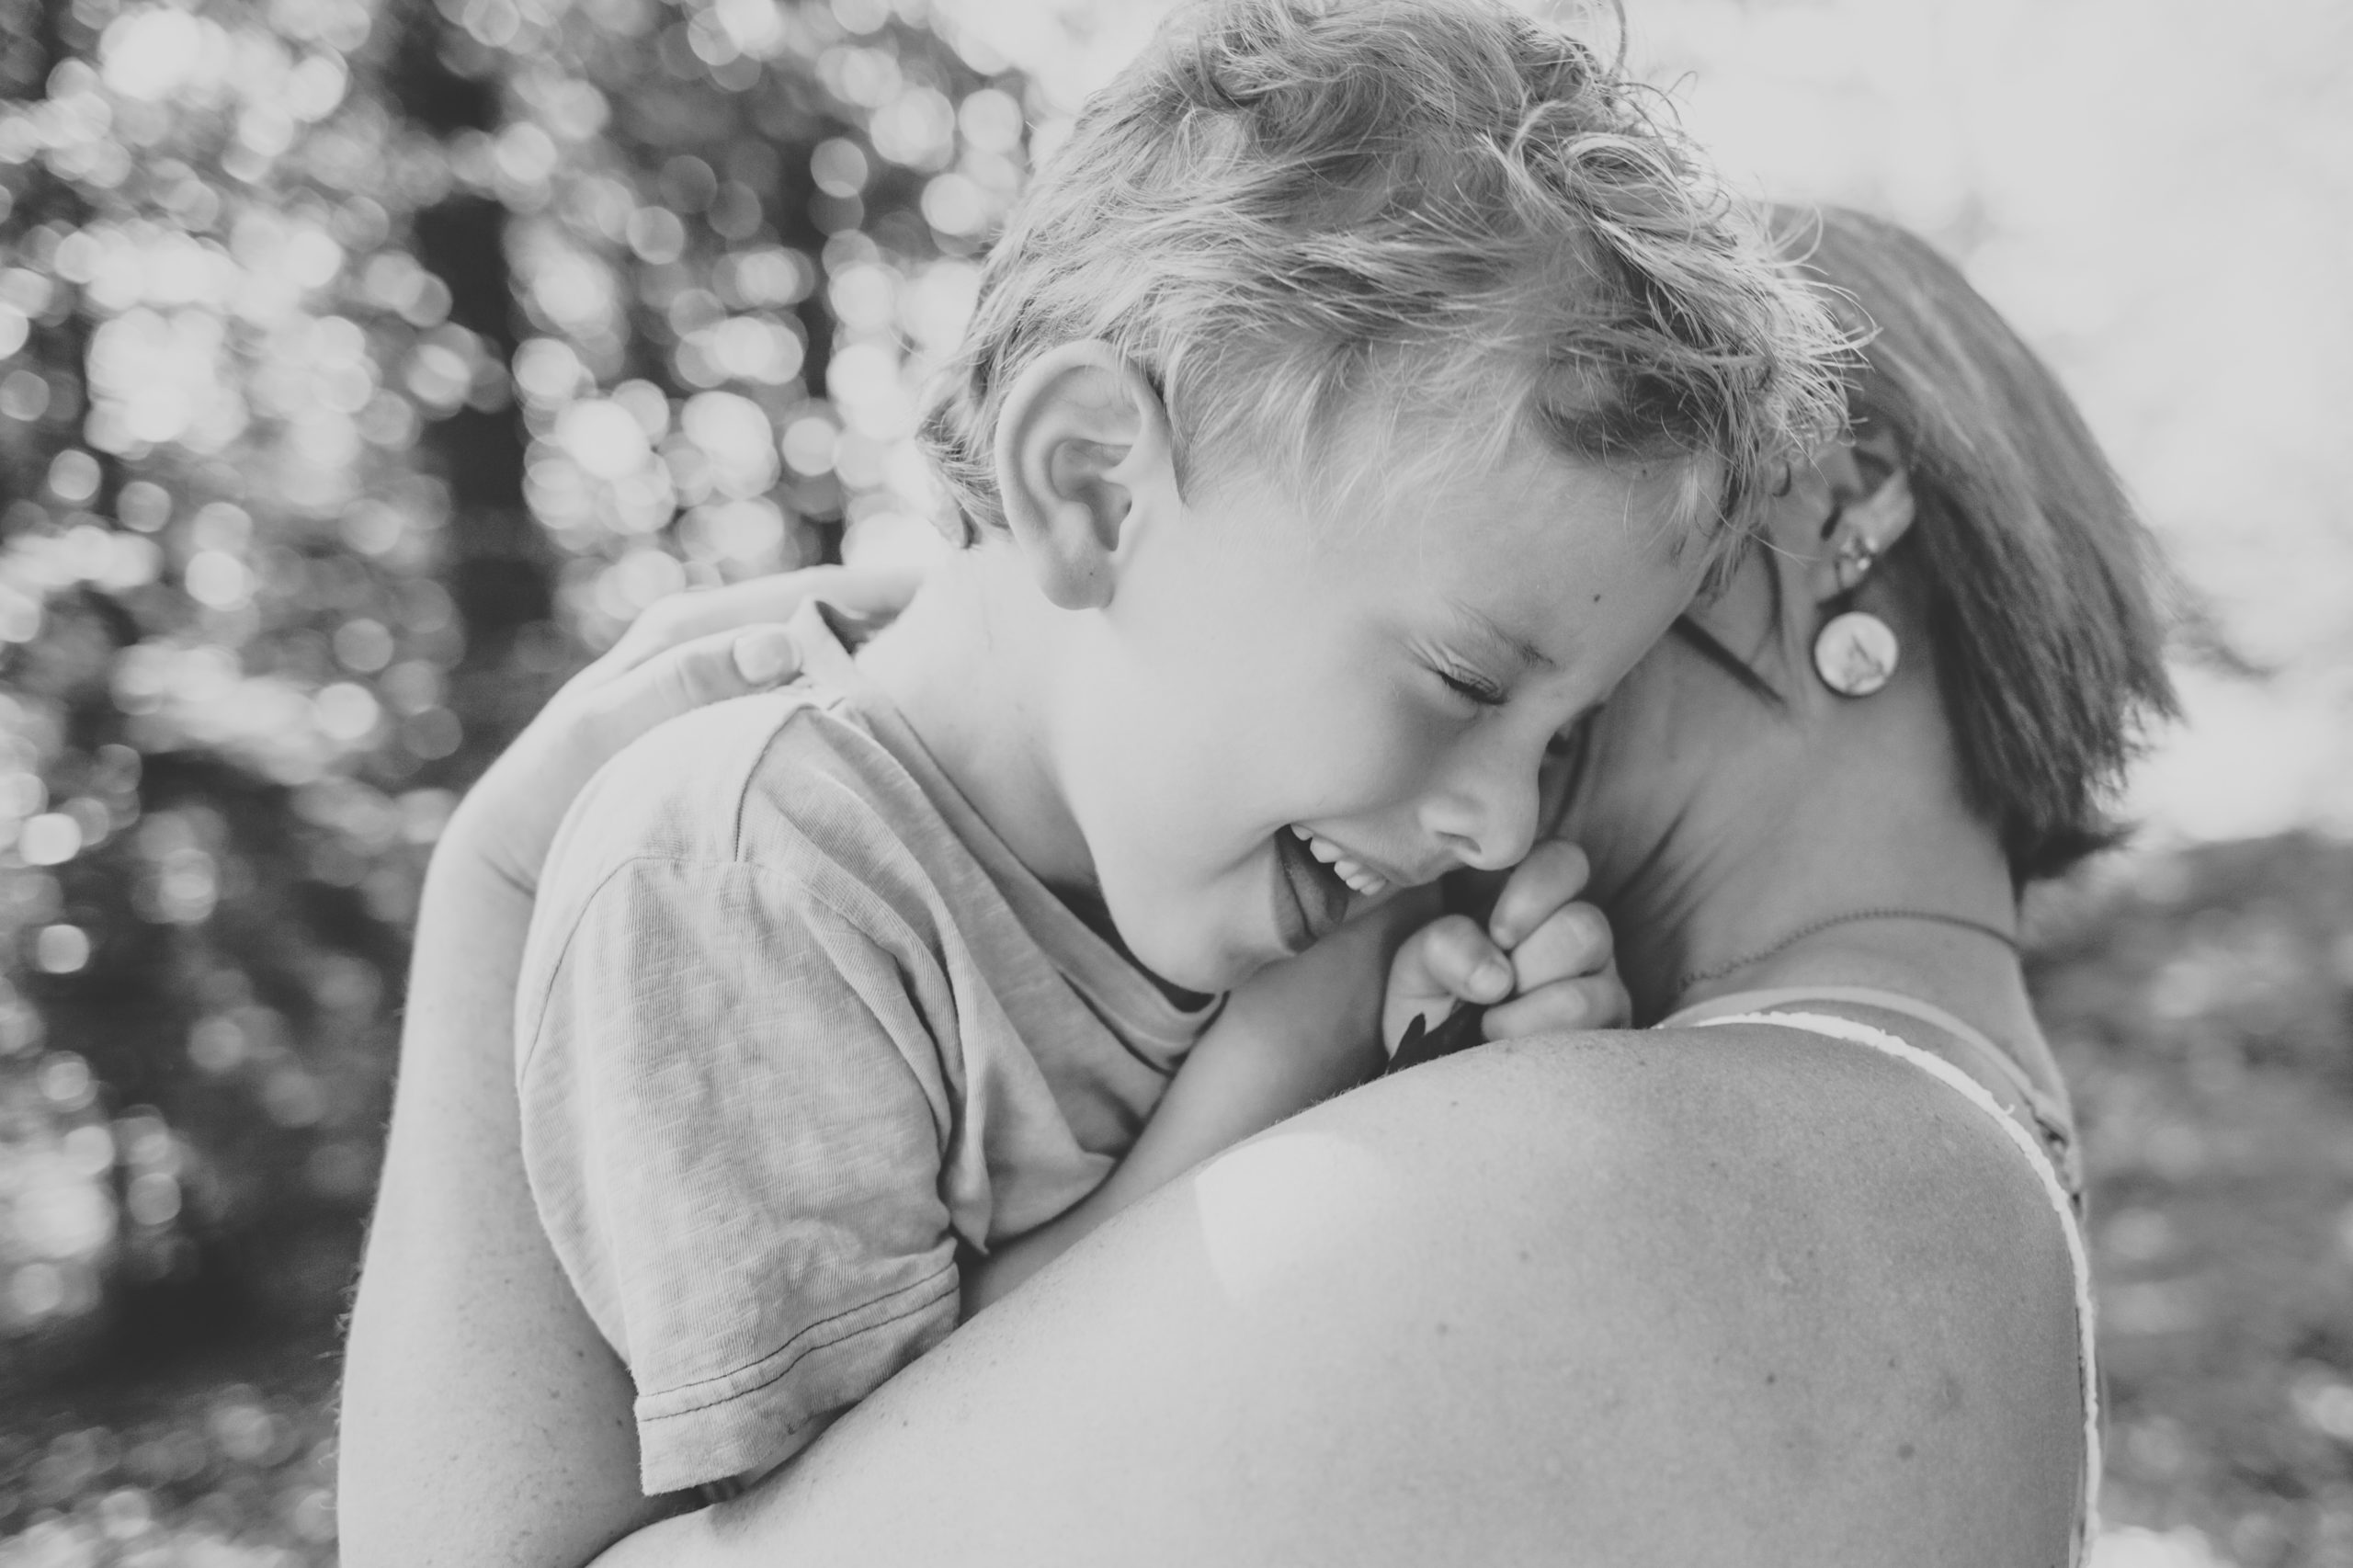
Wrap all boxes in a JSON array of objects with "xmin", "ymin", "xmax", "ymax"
[
  {"xmin": 732, "ymin": 629, "xmax": 794, "ymax": 684},
  {"xmin": 1473, "ymin": 958, "xmax": 1513, "ymax": 997}
]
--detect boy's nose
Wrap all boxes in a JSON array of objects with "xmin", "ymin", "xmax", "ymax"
[{"xmin": 1421, "ymin": 738, "xmax": 1543, "ymax": 873}]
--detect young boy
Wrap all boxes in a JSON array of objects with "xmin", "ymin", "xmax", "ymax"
[{"xmin": 516, "ymin": 0, "xmax": 1844, "ymax": 1495}]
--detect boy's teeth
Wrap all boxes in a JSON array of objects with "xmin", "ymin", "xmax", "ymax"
[{"xmin": 1288, "ymin": 827, "xmax": 1388, "ymax": 896}]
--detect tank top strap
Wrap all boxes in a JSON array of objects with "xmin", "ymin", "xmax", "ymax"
[{"xmin": 1663, "ymin": 985, "xmax": 2084, "ymax": 1204}]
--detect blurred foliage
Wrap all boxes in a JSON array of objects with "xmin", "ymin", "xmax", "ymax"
[
  {"xmin": 0, "ymin": 0, "xmax": 1018, "ymax": 1395},
  {"xmin": 0, "ymin": 1346, "xmax": 338, "ymax": 1566},
  {"xmin": 2033, "ymin": 837, "xmax": 2353, "ymax": 1568}
]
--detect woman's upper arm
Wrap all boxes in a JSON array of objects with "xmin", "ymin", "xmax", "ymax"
[
  {"xmin": 692, "ymin": 1026, "xmax": 2084, "ymax": 1567},
  {"xmin": 335, "ymin": 847, "xmax": 672, "ymax": 1568},
  {"xmin": 335, "ymin": 571, "xmax": 926, "ymax": 1566}
]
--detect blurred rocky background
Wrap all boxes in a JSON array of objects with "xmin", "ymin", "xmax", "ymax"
[{"xmin": 0, "ymin": 0, "xmax": 2343, "ymax": 1564}]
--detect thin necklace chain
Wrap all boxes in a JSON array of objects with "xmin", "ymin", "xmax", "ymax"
[{"xmin": 1670, "ymin": 908, "xmax": 2020, "ymax": 1000}]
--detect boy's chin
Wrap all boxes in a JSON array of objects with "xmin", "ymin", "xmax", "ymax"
[
  {"xmin": 1120, "ymin": 920, "xmax": 1264, "ymax": 999},
  {"xmin": 1145, "ymin": 947, "xmax": 1253, "ymax": 1000}
]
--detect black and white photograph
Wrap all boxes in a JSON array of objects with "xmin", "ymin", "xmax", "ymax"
[{"xmin": 0, "ymin": 0, "xmax": 2347, "ymax": 1562}]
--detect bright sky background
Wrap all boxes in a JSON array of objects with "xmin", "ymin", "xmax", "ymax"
[{"xmin": 940, "ymin": 0, "xmax": 2353, "ymax": 846}]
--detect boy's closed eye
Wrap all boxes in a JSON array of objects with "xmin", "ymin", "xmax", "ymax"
[{"xmin": 1434, "ymin": 662, "xmax": 1510, "ymax": 710}]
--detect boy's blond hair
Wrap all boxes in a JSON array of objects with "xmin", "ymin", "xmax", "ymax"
[{"xmin": 920, "ymin": 0, "xmax": 1847, "ymax": 551}]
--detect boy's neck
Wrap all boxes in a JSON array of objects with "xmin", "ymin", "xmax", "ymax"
[{"xmin": 853, "ymin": 542, "xmax": 1100, "ymax": 900}]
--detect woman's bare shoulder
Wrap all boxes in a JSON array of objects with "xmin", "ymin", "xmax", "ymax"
[
  {"xmin": 697, "ymin": 1025, "xmax": 2086, "ymax": 1568},
  {"xmin": 1328, "ymin": 1027, "xmax": 2086, "ymax": 1401},
  {"xmin": 1291, "ymin": 1027, "xmax": 2087, "ymax": 1561}
]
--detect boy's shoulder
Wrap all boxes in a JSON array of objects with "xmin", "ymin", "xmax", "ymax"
[{"xmin": 541, "ymin": 676, "xmax": 955, "ymax": 926}]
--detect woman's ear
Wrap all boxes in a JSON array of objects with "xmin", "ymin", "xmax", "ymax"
[
  {"xmin": 991, "ymin": 342, "xmax": 1175, "ymax": 610},
  {"xmin": 1788, "ymin": 430, "xmax": 1919, "ymax": 607},
  {"xmin": 1806, "ymin": 464, "xmax": 1916, "ymax": 605}
]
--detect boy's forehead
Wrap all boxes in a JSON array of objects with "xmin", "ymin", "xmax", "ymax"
[
  {"xmin": 1186, "ymin": 381, "xmax": 1703, "ymax": 608},
  {"xmin": 1269, "ymin": 441, "xmax": 1695, "ymax": 659},
  {"xmin": 1356, "ymin": 419, "xmax": 1692, "ymax": 565}
]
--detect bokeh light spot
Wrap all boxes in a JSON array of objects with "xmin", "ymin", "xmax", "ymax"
[{"xmin": 35, "ymin": 925, "xmax": 92, "ymax": 975}]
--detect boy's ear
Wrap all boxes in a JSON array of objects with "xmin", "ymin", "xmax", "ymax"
[{"xmin": 992, "ymin": 341, "xmax": 1174, "ymax": 610}]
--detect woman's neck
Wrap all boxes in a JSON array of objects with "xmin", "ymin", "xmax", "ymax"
[{"xmin": 1622, "ymin": 657, "xmax": 2043, "ymax": 1063}]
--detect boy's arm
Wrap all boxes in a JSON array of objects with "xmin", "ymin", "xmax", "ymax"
[
  {"xmin": 964, "ymin": 841, "xmax": 1633, "ymax": 1312},
  {"xmin": 518, "ymin": 837, "xmax": 963, "ymax": 1496},
  {"xmin": 961, "ymin": 895, "xmax": 1420, "ymax": 1312}
]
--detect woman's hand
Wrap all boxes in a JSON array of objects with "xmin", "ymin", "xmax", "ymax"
[
  {"xmin": 1382, "ymin": 840, "xmax": 1629, "ymax": 1051},
  {"xmin": 451, "ymin": 564, "xmax": 924, "ymax": 896}
]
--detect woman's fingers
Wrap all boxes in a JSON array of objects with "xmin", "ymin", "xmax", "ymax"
[
  {"xmin": 1482, "ymin": 970, "xmax": 1631, "ymax": 1040},
  {"xmin": 442, "ymin": 622, "xmax": 808, "ymax": 899},
  {"xmin": 574, "ymin": 624, "xmax": 803, "ymax": 748},
  {"xmin": 596, "ymin": 565, "xmax": 926, "ymax": 680},
  {"xmin": 1485, "ymin": 839, "xmax": 1592, "ymax": 949},
  {"xmin": 732, "ymin": 625, "xmax": 799, "ymax": 685}
]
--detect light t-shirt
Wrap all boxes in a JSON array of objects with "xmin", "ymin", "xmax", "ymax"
[{"xmin": 517, "ymin": 606, "xmax": 1220, "ymax": 1494}]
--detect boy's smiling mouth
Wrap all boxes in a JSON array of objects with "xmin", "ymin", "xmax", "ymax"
[
  {"xmin": 1286, "ymin": 824, "xmax": 1390, "ymax": 898},
  {"xmin": 1270, "ymin": 826, "xmax": 1357, "ymax": 955}
]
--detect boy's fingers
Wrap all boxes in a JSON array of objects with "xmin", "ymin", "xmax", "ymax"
[
  {"xmin": 1486, "ymin": 840, "xmax": 1592, "ymax": 949},
  {"xmin": 1482, "ymin": 971, "xmax": 1631, "ymax": 1040},
  {"xmin": 1391, "ymin": 914, "xmax": 1516, "ymax": 1008},
  {"xmin": 1506, "ymin": 901, "xmax": 1614, "ymax": 993}
]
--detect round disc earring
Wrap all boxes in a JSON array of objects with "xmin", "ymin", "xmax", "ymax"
[{"xmin": 1813, "ymin": 608, "xmax": 1900, "ymax": 697}]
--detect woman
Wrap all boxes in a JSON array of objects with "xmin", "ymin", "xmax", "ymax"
[{"xmin": 335, "ymin": 208, "xmax": 2173, "ymax": 1564}]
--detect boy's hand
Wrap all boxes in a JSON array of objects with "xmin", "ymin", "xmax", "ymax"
[{"xmin": 1381, "ymin": 840, "xmax": 1628, "ymax": 1053}]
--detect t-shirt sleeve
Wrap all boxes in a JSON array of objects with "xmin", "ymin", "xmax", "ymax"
[{"xmin": 517, "ymin": 853, "xmax": 961, "ymax": 1495}]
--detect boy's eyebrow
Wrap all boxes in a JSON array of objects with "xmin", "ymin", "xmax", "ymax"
[{"xmin": 1447, "ymin": 600, "xmax": 1560, "ymax": 673}]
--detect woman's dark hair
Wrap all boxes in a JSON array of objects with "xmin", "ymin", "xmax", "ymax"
[{"xmin": 1768, "ymin": 205, "xmax": 2177, "ymax": 884}]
